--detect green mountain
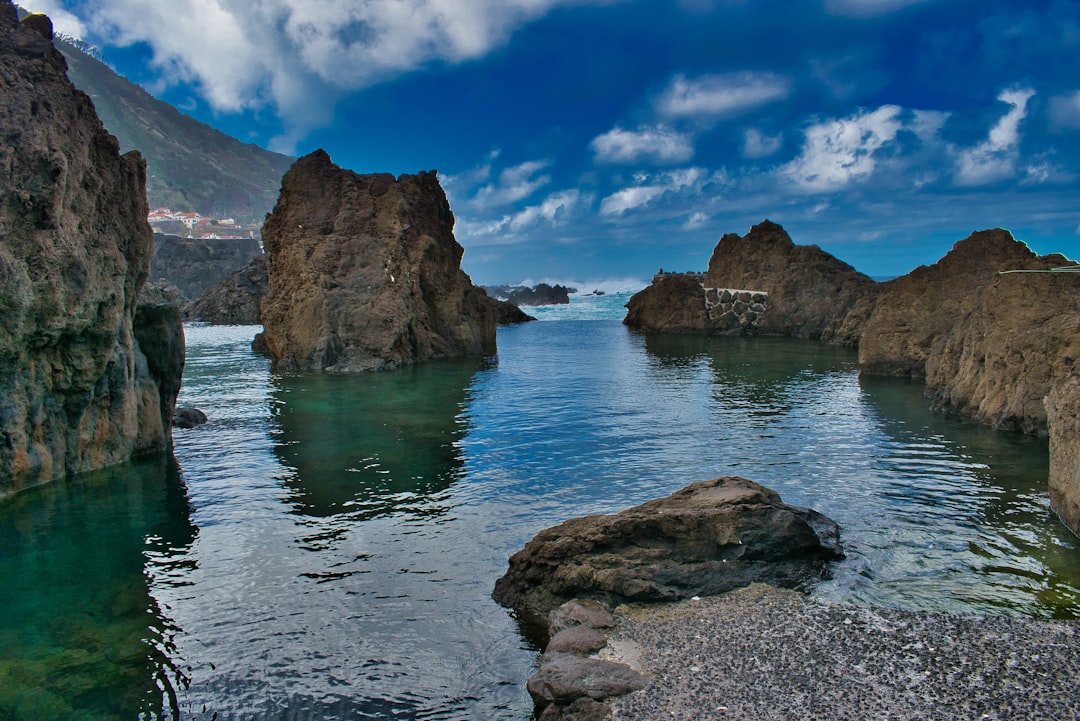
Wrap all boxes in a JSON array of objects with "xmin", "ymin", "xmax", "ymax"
[{"xmin": 53, "ymin": 35, "xmax": 295, "ymax": 223}]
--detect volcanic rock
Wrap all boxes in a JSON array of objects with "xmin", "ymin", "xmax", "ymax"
[
  {"xmin": 492, "ymin": 476, "xmax": 843, "ymax": 627},
  {"xmin": 187, "ymin": 257, "xmax": 267, "ymax": 324},
  {"xmin": 1047, "ymin": 376, "xmax": 1080, "ymax": 536},
  {"xmin": 257, "ymin": 150, "xmax": 496, "ymax": 372},
  {"xmin": 150, "ymin": 233, "xmax": 263, "ymax": 301},
  {"xmin": 858, "ymin": 229, "xmax": 1044, "ymax": 377},
  {"xmin": 623, "ymin": 274, "xmax": 710, "ymax": 334},
  {"xmin": 923, "ymin": 256, "xmax": 1080, "ymax": 434},
  {"xmin": 487, "ymin": 294, "xmax": 537, "ymax": 325},
  {"xmin": 0, "ymin": 5, "xmax": 183, "ymax": 494}
]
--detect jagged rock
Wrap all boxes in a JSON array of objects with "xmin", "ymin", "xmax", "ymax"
[
  {"xmin": 187, "ymin": 257, "xmax": 267, "ymax": 324},
  {"xmin": 858, "ymin": 229, "xmax": 1044, "ymax": 377},
  {"xmin": 507, "ymin": 283, "xmax": 573, "ymax": 306},
  {"xmin": 1047, "ymin": 376, "xmax": 1080, "ymax": 536},
  {"xmin": 257, "ymin": 150, "xmax": 496, "ymax": 372},
  {"xmin": 624, "ymin": 221, "xmax": 876, "ymax": 340},
  {"xmin": 149, "ymin": 233, "xmax": 264, "ymax": 301},
  {"xmin": 923, "ymin": 258, "xmax": 1080, "ymax": 433},
  {"xmin": 487, "ymin": 294, "xmax": 536, "ymax": 325},
  {"xmin": 493, "ymin": 477, "xmax": 843, "ymax": 627},
  {"xmin": 623, "ymin": 274, "xmax": 710, "ymax": 334},
  {"xmin": 0, "ymin": 4, "xmax": 182, "ymax": 495}
]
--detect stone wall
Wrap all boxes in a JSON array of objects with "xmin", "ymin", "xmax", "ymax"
[{"xmin": 704, "ymin": 288, "xmax": 769, "ymax": 332}]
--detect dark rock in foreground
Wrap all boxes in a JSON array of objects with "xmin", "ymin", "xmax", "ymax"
[
  {"xmin": 493, "ymin": 477, "xmax": 843, "ymax": 627},
  {"xmin": 0, "ymin": 4, "xmax": 183, "ymax": 494},
  {"xmin": 257, "ymin": 150, "xmax": 496, "ymax": 372}
]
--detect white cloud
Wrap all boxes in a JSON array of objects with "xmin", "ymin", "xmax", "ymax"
[
  {"xmin": 684, "ymin": 211, "xmax": 710, "ymax": 229},
  {"xmin": 18, "ymin": 0, "xmax": 86, "ymax": 37},
  {"xmin": 599, "ymin": 167, "xmax": 707, "ymax": 215},
  {"xmin": 473, "ymin": 159, "xmax": 553, "ymax": 207},
  {"xmin": 76, "ymin": 0, "xmax": 604, "ymax": 151},
  {"xmin": 825, "ymin": 0, "xmax": 930, "ymax": 17},
  {"xmin": 743, "ymin": 128, "xmax": 783, "ymax": 158},
  {"xmin": 508, "ymin": 189, "xmax": 585, "ymax": 231},
  {"xmin": 656, "ymin": 72, "xmax": 790, "ymax": 119},
  {"xmin": 1049, "ymin": 90, "xmax": 1080, "ymax": 130},
  {"xmin": 780, "ymin": 105, "xmax": 904, "ymax": 192},
  {"xmin": 952, "ymin": 87, "xmax": 1035, "ymax": 187},
  {"xmin": 456, "ymin": 188, "xmax": 590, "ymax": 244},
  {"xmin": 590, "ymin": 125, "xmax": 694, "ymax": 164}
]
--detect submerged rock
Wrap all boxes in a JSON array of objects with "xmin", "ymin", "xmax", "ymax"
[
  {"xmin": 0, "ymin": 4, "xmax": 182, "ymax": 494},
  {"xmin": 493, "ymin": 476, "xmax": 843, "ymax": 627},
  {"xmin": 257, "ymin": 150, "xmax": 496, "ymax": 371}
]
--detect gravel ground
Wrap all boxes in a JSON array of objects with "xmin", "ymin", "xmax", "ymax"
[{"xmin": 605, "ymin": 585, "xmax": 1080, "ymax": 721}]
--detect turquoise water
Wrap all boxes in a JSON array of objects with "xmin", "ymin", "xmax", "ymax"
[{"xmin": 2, "ymin": 312, "xmax": 1079, "ymax": 719}]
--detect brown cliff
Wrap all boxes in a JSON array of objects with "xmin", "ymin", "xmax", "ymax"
[
  {"xmin": 257, "ymin": 150, "xmax": 496, "ymax": 371},
  {"xmin": 0, "ymin": 4, "xmax": 183, "ymax": 495},
  {"xmin": 1047, "ymin": 376, "xmax": 1080, "ymax": 535},
  {"xmin": 858, "ymin": 229, "xmax": 1047, "ymax": 377}
]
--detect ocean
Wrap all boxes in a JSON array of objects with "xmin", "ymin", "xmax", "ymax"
[{"xmin": 1, "ymin": 296, "xmax": 1078, "ymax": 719}]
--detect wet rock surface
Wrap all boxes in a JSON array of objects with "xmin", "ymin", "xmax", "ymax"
[
  {"xmin": 0, "ymin": 3, "xmax": 181, "ymax": 493},
  {"xmin": 493, "ymin": 477, "xmax": 844, "ymax": 627},
  {"xmin": 257, "ymin": 150, "xmax": 496, "ymax": 372},
  {"xmin": 608, "ymin": 584, "xmax": 1080, "ymax": 720}
]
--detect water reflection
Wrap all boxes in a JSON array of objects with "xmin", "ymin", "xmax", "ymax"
[
  {"xmin": 0, "ymin": 453, "xmax": 195, "ymax": 720},
  {"xmin": 269, "ymin": 358, "xmax": 485, "ymax": 519}
]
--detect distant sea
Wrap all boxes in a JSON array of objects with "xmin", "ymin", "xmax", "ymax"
[{"xmin": 2, "ymin": 301, "xmax": 1079, "ymax": 720}]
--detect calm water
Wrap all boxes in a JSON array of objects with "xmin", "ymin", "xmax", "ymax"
[{"xmin": 2, "ymin": 303, "xmax": 1079, "ymax": 719}]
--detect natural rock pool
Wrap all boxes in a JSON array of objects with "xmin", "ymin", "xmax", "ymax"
[{"xmin": 2, "ymin": 314, "xmax": 1078, "ymax": 719}]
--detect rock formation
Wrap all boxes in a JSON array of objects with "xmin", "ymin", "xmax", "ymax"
[
  {"xmin": 149, "ymin": 233, "xmax": 263, "ymax": 300},
  {"xmin": 923, "ymin": 259, "xmax": 1080, "ymax": 434},
  {"xmin": 487, "ymin": 295, "xmax": 536, "ymax": 325},
  {"xmin": 624, "ymin": 221, "xmax": 876, "ymax": 341},
  {"xmin": 0, "ymin": 4, "xmax": 183, "ymax": 495},
  {"xmin": 493, "ymin": 476, "xmax": 843, "ymax": 628},
  {"xmin": 257, "ymin": 150, "xmax": 496, "ymax": 371},
  {"xmin": 1047, "ymin": 376, "xmax": 1080, "ymax": 535},
  {"xmin": 858, "ymin": 229, "xmax": 1053, "ymax": 378},
  {"xmin": 187, "ymin": 257, "xmax": 267, "ymax": 324}
]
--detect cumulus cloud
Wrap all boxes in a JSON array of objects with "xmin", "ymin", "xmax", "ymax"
[
  {"xmin": 457, "ymin": 188, "xmax": 590, "ymax": 244},
  {"xmin": 74, "ymin": 0, "xmax": 599, "ymax": 151},
  {"xmin": 952, "ymin": 87, "xmax": 1035, "ymax": 186},
  {"xmin": 656, "ymin": 72, "xmax": 790, "ymax": 119},
  {"xmin": 590, "ymin": 125, "xmax": 695, "ymax": 164},
  {"xmin": 781, "ymin": 105, "xmax": 904, "ymax": 192},
  {"xmin": 473, "ymin": 159, "xmax": 552, "ymax": 207},
  {"xmin": 599, "ymin": 167, "xmax": 707, "ymax": 215}
]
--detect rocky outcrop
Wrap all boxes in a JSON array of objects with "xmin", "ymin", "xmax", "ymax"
[
  {"xmin": 624, "ymin": 221, "xmax": 876, "ymax": 341},
  {"xmin": 858, "ymin": 229, "xmax": 1051, "ymax": 378},
  {"xmin": 149, "ymin": 233, "xmax": 263, "ymax": 300},
  {"xmin": 923, "ymin": 261, "xmax": 1080, "ymax": 434},
  {"xmin": 187, "ymin": 257, "xmax": 267, "ymax": 324},
  {"xmin": 484, "ymin": 283, "xmax": 575, "ymax": 306},
  {"xmin": 1047, "ymin": 376, "xmax": 1080, "ymax": 535},
  {"xmin": 493, "ymin": 477, "xmax": 843, "ymax": 628},
  {"xmin": 257, "ymin": 150, "xmax": 496, "ymax": 372},
  {"xmin": 0, "ymin": 4, "xmax": 182, "ymax": 495},
  {"xmin": 487, "ymin": 295, "xmax": 536, "ymax": 325},
  {"xmin": 703, "ymin": 220, "xmax": 877, "ymax": 341}
]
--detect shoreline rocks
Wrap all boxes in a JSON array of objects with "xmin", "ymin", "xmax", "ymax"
[
  {"xmin": 0, "ymin": 4, "xmax": 183, "ymax": 494},
  {"xmin": 256, "ymin": 150, "xmax": 496, "ymax": 372},
  {"xmin": 493, "ymin": 476, "xmax": 843, "ymax": 634}
]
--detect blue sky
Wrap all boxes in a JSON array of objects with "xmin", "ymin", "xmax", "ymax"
[{"xmin": 27, "ymin": 0, "xmax": 1080, "ymax": 286}]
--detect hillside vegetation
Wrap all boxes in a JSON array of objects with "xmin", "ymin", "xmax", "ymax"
[{"xmin": 55, "ymin": 36, "xmax": 294, "ymax": 223}]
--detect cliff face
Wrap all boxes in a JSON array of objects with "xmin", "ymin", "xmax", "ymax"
[
  {"xmin": 858, "ymin": 229, "xmax": 1045, "ymax": 378},
  {"xmin": 187, "ymin": 257, "xmax": 267, "ymax": 325},
  {"xmin": 924, "ymin": 262, "xmax": 1079, "ymax": 434},
  {"xmin": 258, "ymin": 150, "xmax": 496, "ymax": 372},
  {"xmin": 703, "ymin": 220, "xmax": 878, "ymax": 341},
  {"xmin": 0, "ymin": 4, "xmax": 182, "ymax": 495},
  {"xmin": 149, "ymin": 234, "xmax": 263, "ymax": 300},
  {"xmin": 1047, "ymin": 376, "xmax": 1080, "ymax": 535}
]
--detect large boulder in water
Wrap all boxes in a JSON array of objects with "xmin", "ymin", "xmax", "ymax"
[
  {"xmin": 492, "ymin": 476, "xmax": 843, "ymax": 627},
  {"xmin": 257, "ymin": 150, "xmax": 496, "ymax": 371},
  {"xmin": 0, "ymin": 5, "xmax": 183, "ymax": 496}
]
